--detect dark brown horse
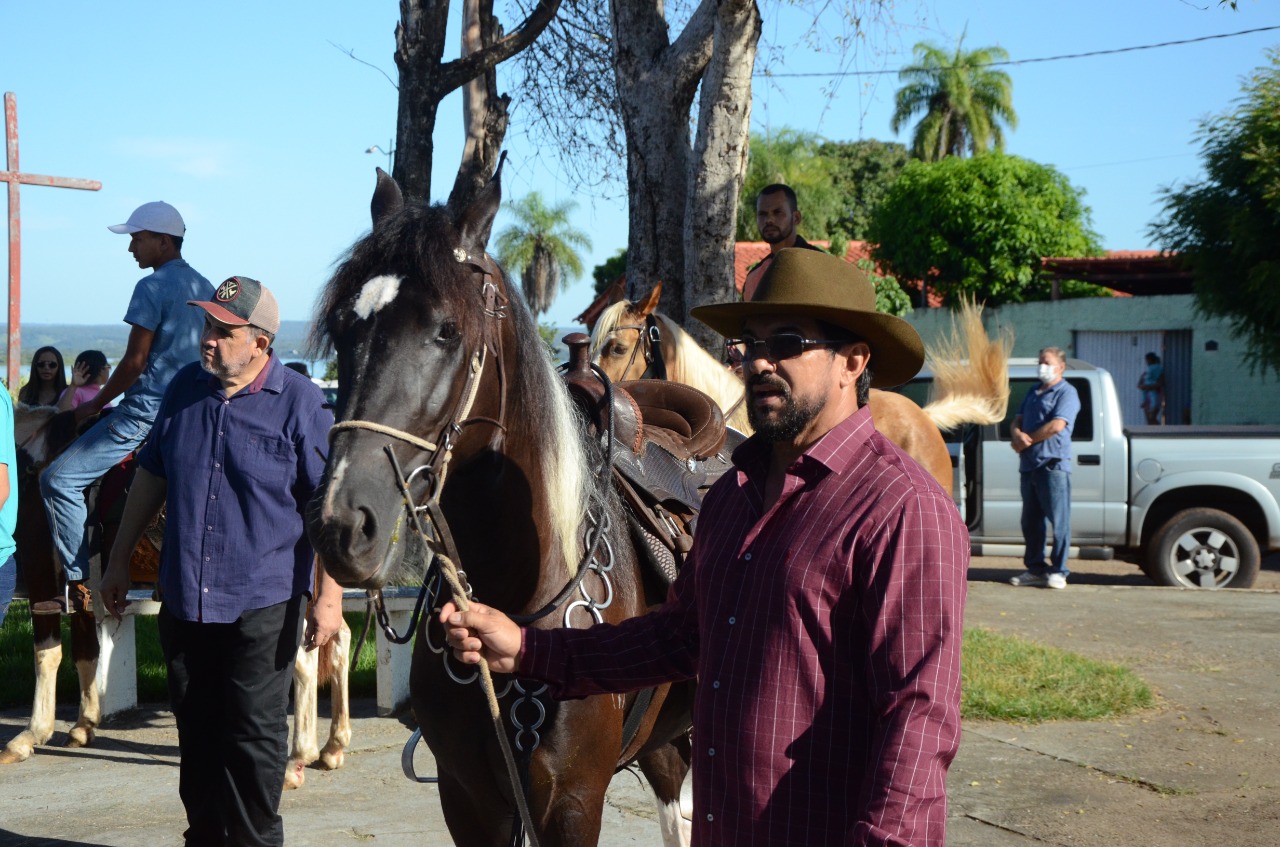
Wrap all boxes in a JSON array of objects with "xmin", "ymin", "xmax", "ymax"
[
  {"xmin": 306, "ymin": 168, "xmax": 694, "ymax": 846},
  {"xmin": 1, "ymin": 405, "xmax": 353, "ymax": 790}
]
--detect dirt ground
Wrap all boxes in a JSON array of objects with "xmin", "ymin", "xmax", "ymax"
[{"xmin": 950, "ymin": 553, "xmax": 1280, "ymax": 847}]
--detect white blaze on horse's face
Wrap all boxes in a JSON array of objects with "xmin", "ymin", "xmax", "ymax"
[{"xmin": 353, "ymin": 274, "xmax": 403, "ymax": 320}]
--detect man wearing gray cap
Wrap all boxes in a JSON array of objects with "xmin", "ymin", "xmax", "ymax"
[
  {"xmin": 34, "ymin": 201, "xmax": 212, "ymax": 615},
  {"xmin": 100, "ymin": 275, "xmax": 342, "ymax": 846}
]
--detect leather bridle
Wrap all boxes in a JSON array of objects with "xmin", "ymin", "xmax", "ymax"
[{"xmin": 609, "ymin": 313, "xmax": 667, "ymax": 382}]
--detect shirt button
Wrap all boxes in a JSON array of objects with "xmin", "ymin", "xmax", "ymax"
[
  {"xmin": 728, "ymin": 616, "xmax": 735, "ymax": 625},
  {"xmin": 743, "ymin": 553, "xmax": 752, "ymax": 561},
  {"xmin": 210, "ymin": 495, "xmax": 216, "ymax": 500},
  {"xmin": 707, "ymin": 747, "xmax": 715, "ymax": 757},
  {"xmin": 202, "ymin": 587, "xmax": 209, "ymax": 593},
  {"xmin": 712, "ymin": 680, "xmax": 720, "ymax": 689},
  {"xmin": 706, "ymin": 814, "xmax": 714, "ymax": 822},
  {"xmin": 206, "ymin": 525, "xmax": 212, "ymax": 531},
  {"xmin": 214, "ymin": 462, "xmax": 220, "ymax": 469}
]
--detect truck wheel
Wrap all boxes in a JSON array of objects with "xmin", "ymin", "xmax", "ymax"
[{"xmin": 1145, "ymin": 508, "xmax": 1260, "ymax": 589}]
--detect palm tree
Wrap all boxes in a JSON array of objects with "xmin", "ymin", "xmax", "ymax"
[
  {"xmin": 494, "ymin": 191, "xmax": 592, "ymax": 316},
  {"xmin": 890, "ymin": 34, "xmax": 1018, "ymax": 162}
]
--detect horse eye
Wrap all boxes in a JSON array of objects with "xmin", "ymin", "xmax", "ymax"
[{"xmin": 436, "ymin": 320, "xmax": 460, "ymax": 343}]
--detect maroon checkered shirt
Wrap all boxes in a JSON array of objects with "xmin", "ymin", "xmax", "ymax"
[{"xmin": 521, "ymin": 404, "xmax": 969, "ymax": 845}]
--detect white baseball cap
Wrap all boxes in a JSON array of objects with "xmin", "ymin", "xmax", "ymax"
[{"xmin": 108, "ymin": 201, "xmax": 186, "ymax": 237}]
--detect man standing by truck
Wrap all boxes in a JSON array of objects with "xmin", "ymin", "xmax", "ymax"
[{"xmin": 1009, "ymin": 346, "xmax": 1081, "ymax": 589}]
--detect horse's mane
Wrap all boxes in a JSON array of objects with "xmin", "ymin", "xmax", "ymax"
[
  {"xmin": 653, "ymin": 313, "xmax": 746, "ymax": 413},
  {"xmin": 312, "ymin": 201, "xmax": 591, "ymax": 572}
]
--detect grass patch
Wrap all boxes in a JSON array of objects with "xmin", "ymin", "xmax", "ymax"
[
  {"xmin": 0, "ymin": 601, "xmax": 382, "ymax": 709},
  {"xmin": 963, "ymin": 626, "xmax": 1154, "ymax": 722}
]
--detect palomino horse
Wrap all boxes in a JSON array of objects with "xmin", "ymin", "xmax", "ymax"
[
  {"xmin": 1, "ymin": 405, "xmax": 353, "ymax": 792},
  {"xmin": 590, "ymin": 283, "xmax": 1012, "ymax": 495},
  {"xmin": 306, "ymin": 167, "xmax": 694, "ymax": 846}
]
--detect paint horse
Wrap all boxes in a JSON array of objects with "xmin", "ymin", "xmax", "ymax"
[
  {"xmin": 590, "ymin": 283, "xmax": 1012, "ymax": 496},
  {"xmin": 306, "ymin": 167, "xmax": 696, "ymax": 846},
  {"xmin": 1, "ymin": 405, "xmax": 352, "ymax": 792}
]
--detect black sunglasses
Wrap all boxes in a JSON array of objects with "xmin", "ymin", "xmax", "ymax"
[
  {"xmin": 35, "ymin": 361, "xmax": 59, "ymax": 369},
  {"xmin": 725, "ymin": 333, "xmax": 851, "ymax": 364}
]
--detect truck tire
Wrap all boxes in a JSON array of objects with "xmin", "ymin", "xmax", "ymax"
[{"xmin": 1145, "ymin": 508, "xmax": 1260, "ymax": 589}]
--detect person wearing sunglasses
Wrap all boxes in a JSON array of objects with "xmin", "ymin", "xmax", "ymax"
[
  {"xmin": 440, "ymin": 248, "xmax": 969, "ymax": 846},
  {"xmin": 18, "ymin": 346, "xmax": 67, "ymax": 407},
  {"xmin": 33, "ymin": 202, "xmax": 213, "ymax": 616}
]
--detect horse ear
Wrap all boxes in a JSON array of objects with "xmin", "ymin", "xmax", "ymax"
[
  {"xmin": 637, "ymin": 281, "xmax": 664, "ymax": 317},
  {"xmin": 456, "ymin": 152, "xmax": 506, "ymax": 252},
  {"xmin": 370, "ymin": 167, "xmax": 404, "ymax": 229}
]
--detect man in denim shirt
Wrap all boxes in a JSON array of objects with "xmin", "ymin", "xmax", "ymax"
[
  {"xmin": 34, "ymin": 202, "xmax": 212, "ymax": 615},
  {"xmin": 1009, "ymin": 346, "xmax": 1081, "ymax": 589}
]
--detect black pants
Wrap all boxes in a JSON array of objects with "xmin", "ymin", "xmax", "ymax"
[{"xmin": 159, "ymin": 597, "xmax": 304, "ymax": 847}]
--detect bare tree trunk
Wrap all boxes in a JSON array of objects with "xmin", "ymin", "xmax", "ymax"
[
  {"xmin": 610, "ymin": 0, "xmax": 715, "ymax": 321},
  {"xmin": 394, "ymin": 0, "xmax": 563, "ymax": 203},
  {"xmin": 684, "ymin": 0, "xmax": 761, "ymax": 351},
  {"xmin": 448, "ymin": 0, "xmax": 512, "ymax": 211}
]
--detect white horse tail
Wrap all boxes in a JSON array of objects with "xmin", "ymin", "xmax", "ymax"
[{"xmin": 922, "ymin": 298, "xmax": 1014, "ymax": 430}]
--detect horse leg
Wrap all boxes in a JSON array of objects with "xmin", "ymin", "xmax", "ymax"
[
  {"xmin": 637, "ymin": 733, "xmax": 693, "ymax": 847},
  {"xmin": 317, "ymin": 617, "xmax": 351, "ymax": 771},
  {"xmin": 284, "ymin": 640, "xmax": 319, "ymax": 790},
  {"xmin": 0, "ymin": 636, "xmax": 61, "ymax": 764},
  {"xmin": 65, "ymin": 612, "xmax": 101, "ymax": 748}
]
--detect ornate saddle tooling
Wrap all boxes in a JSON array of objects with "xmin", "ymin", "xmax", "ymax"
[{"xmin": 562, "ymin": 335, "xmax": 741, "ymax": 584}]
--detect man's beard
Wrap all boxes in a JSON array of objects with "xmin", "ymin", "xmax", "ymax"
[
  {"xmin": 760, "ymin": 223, "xmax": 794, "ymax": 246},
  {"xmin": 746, "ymin": 374, "xmax": 827, "ymax": 442}
]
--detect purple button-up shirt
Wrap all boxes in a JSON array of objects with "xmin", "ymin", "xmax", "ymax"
[
  {"xmin": 138, "ymin": 355, "xmax": 332, "ymax": 623},
  {"xmin": 522, "ymin": 405, "xmax": 969, "ymax": 846}
]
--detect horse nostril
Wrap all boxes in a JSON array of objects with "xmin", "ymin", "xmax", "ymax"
[{"xmin": 357, "ymin": 506, "xmax": 378, "ymax": 543}]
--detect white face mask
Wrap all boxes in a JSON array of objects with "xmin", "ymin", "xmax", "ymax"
[{"xmin": 1037, "ymin": 363, "xmax": 1057, "ymax": 384}]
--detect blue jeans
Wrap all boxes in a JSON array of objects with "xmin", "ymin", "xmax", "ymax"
[
  {"xmin": 1020, "ymin": 467, "xmax": 1072, "ymax": 577},
  {"xmin": 0, "ymin": 555, "xmax": 15, "ymax": 628},
  {"xmin": 40, "ymin": 412, "xmax": 151, "ymax": 582}
]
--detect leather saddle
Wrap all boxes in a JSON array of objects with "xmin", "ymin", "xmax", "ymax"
[{"xmin": 562, "ymin": 335, "xmax": 742, "ymax": 584}]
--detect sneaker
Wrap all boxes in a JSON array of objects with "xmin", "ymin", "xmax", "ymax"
[
  {"xmin": 1046, "ymin": 573, "xmax": 1068, "ymax": 590},
  {"xmin": 30, "ymin": 580, "xmax": 93, "ymax": 615},
  {"xmin": 1009, "ymin": 571, "xmax": 1048, "ymax": 588}
]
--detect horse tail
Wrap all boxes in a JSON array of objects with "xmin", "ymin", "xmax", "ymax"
[{"xmin": 921, "ymin": 298, "xmax": 1014, "ymax": 430}]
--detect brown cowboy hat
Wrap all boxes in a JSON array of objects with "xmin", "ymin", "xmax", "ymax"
[{"xmin": 690, "ymin": 248, "xmax": 924, "ymax": 388}]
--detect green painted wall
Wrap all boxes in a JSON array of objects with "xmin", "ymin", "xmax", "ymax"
[{"xmin": 905, "ymin": 295, "xmax": 1280, "ymax": 426}]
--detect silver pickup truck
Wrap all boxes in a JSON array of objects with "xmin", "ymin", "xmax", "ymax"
[{"xmin": 895, "ymin": 359, "xmax": 1280, "ymax": 589}]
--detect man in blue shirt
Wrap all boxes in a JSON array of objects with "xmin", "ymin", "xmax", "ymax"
[
  {"xmin": 35, "ymin": 201, "xmax": 212, "ymax": 615},
  {"xmin": 99, "ymin": 276, "xmax": 343, "ymax": 846},
  {"xmin": 1009, "ymin": 346, "xmax": 1081, "ymax": 589}
]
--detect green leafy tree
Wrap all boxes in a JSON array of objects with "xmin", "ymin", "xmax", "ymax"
[
  {"xmin": 735, "ymin": 129, "xmax": 843, "ymax": 242},
  {"xmin": 859, "ymin": 259, "xmax": 913, "ymax": 317},
  {"xmin": 1150, "ymin": 49, "xmax": 1280, "ymax": 375},
  {"xmin": 869, "ymin": 154, "xmax": 1104, "ymax": 306},
  {"xmin": 591, "ymin": 248, "xmax": 628, "ymax": 297},
  {"xmin": 818, "ymin": 139, "xmax": 911, "ymax": 241},
  {"xmin": 890, "ymin": 34, "xmax": 1018, "ymax": 162},
  {"xmin": 494, "ymin": 191, "xmax": 592, "ymax": 315}
]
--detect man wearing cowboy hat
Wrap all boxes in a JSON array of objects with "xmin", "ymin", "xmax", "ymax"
[{"xmin": 440, "ymin": 249, "xmax": 969, "ymax": 846}]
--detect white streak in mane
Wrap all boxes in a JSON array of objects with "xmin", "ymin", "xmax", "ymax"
[
  {"xmin": 588, "ymin": 300, "xmax": 634, "ymax": 360},
  {"xmin": 354, "ymin": 274, "xmax": 402, "ymax": 320},
  {"xmin": 653, "ymin": 313, "xmax": 751, "ymax": 431},
  {"xmin": 537, "ymin": 353, "xmax": 591, "ymax": 575}
]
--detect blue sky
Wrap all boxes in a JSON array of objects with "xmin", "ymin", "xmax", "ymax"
[{"xmin": 2, "ymin": 1, "xmax": 1277, "ymax": 332}]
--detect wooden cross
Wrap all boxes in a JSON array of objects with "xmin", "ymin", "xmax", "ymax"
[{"xmin": 2, "ymin": 92, "xmax": 102, "ymax": 391}]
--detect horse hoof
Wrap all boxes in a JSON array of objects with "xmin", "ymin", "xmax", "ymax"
[
  {"xmin": 319, "ymin": 747, "xmax": 345, "ymax": 771},
  {"xmin": 0, "ymin": 745, "xmax": 33, "ymax": 765},
  {"xmin": 65, "ymin": 727, "xmax": 94, "ymax": 748},
  {"xmin": 283, "ymin": 759, "xmax": 306, "ymax": 790}
]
